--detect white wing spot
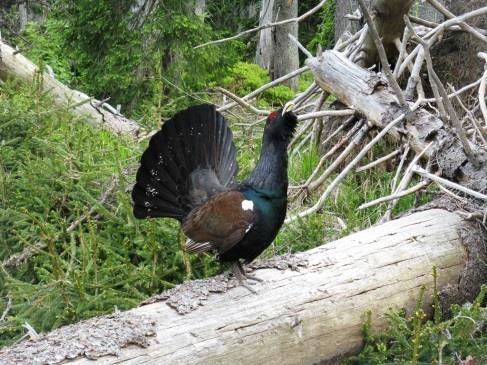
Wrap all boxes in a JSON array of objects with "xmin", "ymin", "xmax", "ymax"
[{"xmin": 241, "ymin": 200, "xmax": 254, "ymax": 211}]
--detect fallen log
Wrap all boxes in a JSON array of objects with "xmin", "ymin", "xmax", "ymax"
[
  {"xmin": 1, "ymin": 209, "xmax": 485, "ymax": 365},
  {"xmin": 306, "ymin": 50, "xmax": 487, "ymax": 193},
  {"xmin": 0, "ymin": 40, "xmax": 141, "ymax": 138}
]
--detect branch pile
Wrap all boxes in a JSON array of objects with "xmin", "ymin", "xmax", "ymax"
[{"xmin": 208, "ymin": 0, "xmax": 487, "ymax": 224}]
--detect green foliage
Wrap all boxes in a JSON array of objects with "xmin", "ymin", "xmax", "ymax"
[
  {"xmin": 0, "ymin": 80, "xmax": 218, "ymax": 346},
  {"xmin": 307, "ymin": 0, "xmax": 336, "ymax": 52},
  {"xmin": 11, "ymin": 0, "xmax": 245, "ymax": 120},
  {"xmin": 223, "ymin": 62, "xmax": 295, "ymax": 106},
  {"xmin": 16, "ymin": 20, "xmax": 73, "ymax": 83},
  {"xmin": 2, "ymin": 2, "xmax": 485, "ymax": 360},
  {"xmin": 223, "ymin": 62, "xmax": 270, "ymax": 95},
  {"xmin": 348, "ymin": 285, "xmax": 487, "ymax": 364}
]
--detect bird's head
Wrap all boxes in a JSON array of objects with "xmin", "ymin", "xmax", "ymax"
[{"xmin": 264, "ymin": 101, "xmax": 298, "ymax": 144}]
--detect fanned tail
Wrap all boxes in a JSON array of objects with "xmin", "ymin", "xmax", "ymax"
[{"xmin": 132, "ymin": 104, "xmax": 238, "ymax": 221}]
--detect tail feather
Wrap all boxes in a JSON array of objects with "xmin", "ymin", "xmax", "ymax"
[{"xmin": 132, "ymin": 104, "xmax": 237, "ymax": 220}]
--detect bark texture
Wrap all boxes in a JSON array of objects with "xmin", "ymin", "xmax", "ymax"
[
  {"xmin": 272, "ymin": 0, "xmax": 299, "ymax": 90},
  {"xmin": 335, "ymin": 0, "xmax": 444, "ymax": 66},
  {"xmin": 255, "ymin": 0, "xmax": 299, "ymax": 90},
  {"xmin": 306, "ymin": 51, "xmax": 487, "ymax": 193},
  {"xmin": 1, "ymin": 209, "xmax": 485, "ymax": 365},
  {"xmin": 0, "ymin": 40, "xmax": 141, "ymax": 138},
  {"xmin": 255, "ymin": 0, "xmax": 275, "ymax": 71},
  {"xmin": 357, "ymin": 0, "xmax": 415, "ymax": 67},
  {"xmin": 334, "ymin": 0, "xmax": 371, "ymax": 41}
]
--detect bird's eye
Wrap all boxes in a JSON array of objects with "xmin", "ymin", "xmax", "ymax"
[{"xmin": 268, "ymin": 111, "xmax": 278, "ymax": 122}]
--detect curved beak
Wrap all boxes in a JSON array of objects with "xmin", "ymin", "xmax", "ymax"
[{"xmin": 282, "ymin": 101, "xmax": 295, "ymax": 115}]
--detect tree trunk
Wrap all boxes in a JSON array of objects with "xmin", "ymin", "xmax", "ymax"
[
  {"xmin": 255, "ymin": 0, "xmax": 275, "ymax": 71},
  {"xmin": 355, "ymin": 0, "xmax": 415, "ymax": 67},
  {"xmin": 272, "ymin": 0, "xmax": 299, "ymax": 90},
  {"xmin": 1, "ymin": 209, "xmax": 485, "ymax": 365},
  {"xmin": 0, "ymin": 40, "xmax": 141, "ymax": 139},
  {"xmin": 18, "ymin": 1, "xmax": 27, "ymax": 31},
  {"xmin": 334, "ymin": 0, "xmax": 371, "ymax": 42},
  {"xmin": 335, "ymin": 0, "xmax": 444, "ymax": 42}
]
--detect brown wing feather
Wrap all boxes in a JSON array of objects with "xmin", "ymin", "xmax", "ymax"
[{"xmin": 182, "ymin": 191, "xmax": 255, "ymax": 254}]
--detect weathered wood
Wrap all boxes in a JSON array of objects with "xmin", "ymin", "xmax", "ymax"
[
  {"xmin": 2, "ymin": 209, "xmax": 484, "ymax": 365},
  {"xmin": 357, "ymin": 0, "xmax": 415, "ymax": 67},
  {"xmin": 0, "ymin": 40, "xmax": 141, "ymax": 138},
  {"xmin": 306, "ymin": 50, "xmax": 487, "ymax": 194}
]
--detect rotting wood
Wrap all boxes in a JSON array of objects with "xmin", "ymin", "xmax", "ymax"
[
  {"xmin": 306, "ymin": 50, "xmax": 487, "ymax": 193},
  {"xmin": 1, "ymin": 209, "xmax": 485, "ymax": 365},
  {"xmin": 0, "ymin": 40, "xmax": 141, "ymax": 138}
]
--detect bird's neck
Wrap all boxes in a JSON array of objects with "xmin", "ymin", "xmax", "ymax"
[{"xmin": 245, "ymin": 139, "xmax": 289, "ymax": 197}]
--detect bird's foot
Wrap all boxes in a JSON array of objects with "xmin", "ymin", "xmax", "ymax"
[
  {"xmin": 243, "ymin": 272, "xmax": 263, "ymax": 282},
  {"xmin": 231, "ymin": 261, "xmax": 262, "ymax": 294}
]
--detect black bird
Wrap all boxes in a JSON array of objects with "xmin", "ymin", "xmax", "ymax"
[{"xmin": 132, "ymin": 103, "xmax": 297, "ymax": 284}]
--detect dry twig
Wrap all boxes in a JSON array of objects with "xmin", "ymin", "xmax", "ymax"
[
  {"xmin": 214, "ymin": 87, "xmax": 269, "ymax": 115},
  {"xmin": 357, "ymin": 0, "xmax": 407, "ymax": 107},
  {"xmin": 412, "ymin": 166, "xmax": 487, "ymax": 201},
  {"xmin": 356, "ymin": 149, "xmax": 401, "ymax": 173},
  {"xmin": 217, "ymin": 66, "xmax": 309, "ymax": 113},
  {"xmin": 359, "ymin": 180, "xmax": 430, "ymax": 210},
  {"xmin": 1, "ymin": 297, "xmax": 12, "ymax": 322},
  {"xmin": 195, "ymin": 0, "xmax": 329, "ymax": 49}
]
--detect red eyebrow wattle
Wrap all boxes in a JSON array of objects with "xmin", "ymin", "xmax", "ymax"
[{"xmin": 268, "ymin": 111, "xmax": 278, "ymax": 121}]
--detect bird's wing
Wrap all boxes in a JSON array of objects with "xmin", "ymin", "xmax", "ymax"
[{"xmin": 183, "ymin": 191, "xmax": 255, "ymax": 254}]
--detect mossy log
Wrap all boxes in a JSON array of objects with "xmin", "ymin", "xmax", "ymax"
[
  {"xmin": 1, "ymin": 209, "xmax": 485, "ymax": 365},
  {"xmin": 0, "ymin": 40, "xmax": 141, "ymax": 138}
]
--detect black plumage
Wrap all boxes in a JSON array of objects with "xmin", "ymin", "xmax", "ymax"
[{"xmin": 132, "ymin": 103, "xmax": 297, "ymax": 282}]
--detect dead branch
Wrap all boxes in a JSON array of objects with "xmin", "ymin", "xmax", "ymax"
[
  {"xmin": 356, "ymin": 148, "xmax": 401, "ymax": 172},
  {"xmin": 359, "ymin": 180, "xmax": 430, "ymax": 210},
  {"xmin": 1, "ymin": 242, "xmax": 47, "ymax": 270},
  {"xmin": 479, "ymin": 52, "xmax": 487, "ymax": 126},
  {"xmin": 0, "ymin": 297, "xmax": 12, "ymax": 322},
  {"xmin": 194, "ymin": 0, "xmax": 328, "ymax": 49},
  {"xmin": 214, "ymin": 87, "xmax": 269, "ymax": 115},
  {"xmin": 357, "ymin": 0, "xmax": 407, "ymax": 107},
  {"xmin": 412, "ymin": 166, "xmax": 487, "ymax": 201},
  {"xmin": 425, "ymin": 0, "xmax": 487, "ymax": 45},
  {"xmin": 405, "ymin": 17, "xmax": 479, "ymax": 168}
]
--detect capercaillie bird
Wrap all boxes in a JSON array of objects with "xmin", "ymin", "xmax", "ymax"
[{"xmin": 132, "ymin": 103, "xmax": 297, "ymax": 286}]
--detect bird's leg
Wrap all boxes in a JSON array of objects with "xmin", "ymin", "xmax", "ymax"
[
  {"xmin": 230, "ymin": 261, "xmax": 262, "ymax": 294},
  {"xmin": 236, "ymin": 260, "xmax": 263, "ymax": 282}
]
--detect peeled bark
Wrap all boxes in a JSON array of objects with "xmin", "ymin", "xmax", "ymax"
[
  {"xmin": 0, "ymin": 40, "xmax": 141, "ymax": 138},
  {"xmin": 1, "ymin": 209, "xmax": 485, "ymax": 365}
]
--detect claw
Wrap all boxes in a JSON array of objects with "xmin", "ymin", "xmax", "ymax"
[{"xmin": 231, "ymin": 261, "xmax": 262, "ymax": 294}]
